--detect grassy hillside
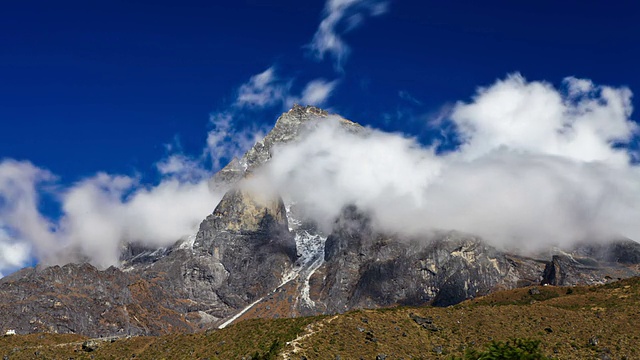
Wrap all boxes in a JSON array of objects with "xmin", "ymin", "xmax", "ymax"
[{"xmin": 2, "ymin": 277, "xmax": 639, "ymax": 359}]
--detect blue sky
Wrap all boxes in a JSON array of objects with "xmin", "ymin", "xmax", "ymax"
[
  {"xmin": 2, "ymin": 1, "xmax": 638, "ymax": 181},
  {"xmin": 1, "ymin": 0, "xmax": 640, "ymax": 275}
]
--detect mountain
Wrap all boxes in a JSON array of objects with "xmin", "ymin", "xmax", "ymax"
[
  {"xmin": 2, "ymin": 277, "xmax": 640, "ymax": 359},
  {"xmin": 1, "ymin": 105, "xmax": 640, "ymax": 337}
]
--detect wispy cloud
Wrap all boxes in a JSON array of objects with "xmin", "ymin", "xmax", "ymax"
[
  {"xmin": 289, "ymin": 78, "xmax": 340, "ymax": 108},
  {"xmin": 204, "ymin": 111, "xmax": 268, "ymax": 171},
  {"xmin": 307, "ymin": 0, "xmax": 389, "ymax": 71},
  {"xmin": 235, "ymin": 67, "xmax": 292, "ymax": 109},
  {"xmin": 398, "ymin": 90, "xmax": 422, "ymax": 105},
  {"xmin": 235, "ymin": 67, "xmax": 338, "ymax": 110}
]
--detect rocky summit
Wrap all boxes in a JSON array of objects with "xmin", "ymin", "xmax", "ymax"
[{"xmin": 1, "ymin": 105, "xmax": 640, "ymax": 337}]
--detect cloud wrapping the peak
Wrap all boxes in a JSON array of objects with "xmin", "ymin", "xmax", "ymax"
[
  {"xmin": 248, "ymin": 74, "xmax": 640, "ymax": 252},
  {"xmin": 1, "ymin": 73, "xmax": 637, "ymax": 276},
  {"xmin": 308, "ymin": 0, "xmax": 389, "ymax": 70}
]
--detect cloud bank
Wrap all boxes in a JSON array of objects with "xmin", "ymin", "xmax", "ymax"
[
  {"xmin": 249, "ymin": 74, "xmax": 639, "ymax": 252},
  {"xmin": 0, "ymin": 160, "xmax": 223, "ymax": 271},
  {"xmin": 0, "ymin": 73, "xmax": 637, "ymax": 276}
]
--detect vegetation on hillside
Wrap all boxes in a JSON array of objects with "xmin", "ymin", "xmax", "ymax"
[
  {"xmin": 1, "ymin": 277, "xmax": 639, "ymax": 359},
  {"xmin": 452, "ymin": 338, "xmax": 551, "ymax": 360}
]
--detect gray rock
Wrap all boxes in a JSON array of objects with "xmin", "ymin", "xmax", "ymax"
[
  {"xmin": 529, "ymin": 287, "xmax": 541, "ymax": 295},
  {"xmin": 82, "ymin": 340, "xmax": 100, "ymax": 352}
]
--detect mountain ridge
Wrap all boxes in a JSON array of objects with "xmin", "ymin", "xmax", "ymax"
[
  {"xmin": 2, "ymin": 105, "xmax": 640, "ymax": 337},
  {"xmin": 2, "ymin": 277, "xmax": 640, "ymax": 359}
]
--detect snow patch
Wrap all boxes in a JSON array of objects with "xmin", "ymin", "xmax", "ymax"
[
  {"xmin": 218, "ymin": 201, "xmax": 329, "ymax": 329},
  {"xmin": 178, "ymin": 234, "xmax": 197, "ymax": 250},
  {"xmin": 218, "ymin": 296, "xmax": 265, "ymax": 329},
  {"xmin": 294, "ymin": 231, "xmax": 326, "ymax": 307},
  {"xmin": 285, "ymin": 200, "xmax": 327, "ymax": 308}
]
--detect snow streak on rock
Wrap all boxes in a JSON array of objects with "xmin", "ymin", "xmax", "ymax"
[
  {"xmin": 286, "ymin": 202, "xmax": 327, "ymax": 308},
  {"xmin": 178, "ymin": 234, "xmax": 197, "ymax": 250},
  {"xmin": 294, "ymin": 230, "xmax": 326, "ymax": 307},
  {"xmin": 217, "ymin": 296, "xmax": 265, "ymax": 329}
]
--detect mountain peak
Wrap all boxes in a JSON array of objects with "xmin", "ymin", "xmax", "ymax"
[
  {"xmin": 211, "ymin": 105, "xmax": 337, "ymax": 187},
  {"xmin": 287, "ymin": 104, "xmax": 329, "ymax": 117}
]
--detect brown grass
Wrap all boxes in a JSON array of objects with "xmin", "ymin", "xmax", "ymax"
[{"xmin": 2, "ymin": 277, "xmax": 639, "ymax": 359}]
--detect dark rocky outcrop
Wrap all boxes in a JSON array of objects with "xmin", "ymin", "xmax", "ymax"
[
  {"xmin": 193, "ymin": 188, "xmax": 295, "ymax": 308},
  {"xmin": 575, "ymin": 239, "xmax": 640, "ymax": 265},
  {"xmin": 314, "ymin": 206, "xmax": 545, "ymax": 311},
  {"xmin": 541, "ymin": 249, "xmax": 639, "ymax": 286}
]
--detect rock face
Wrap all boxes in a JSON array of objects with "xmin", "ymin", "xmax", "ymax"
[
  {"xmin": 193, "ymin": 188, "xmax": 295, "ymax": 309},
  {"xmin": 1, "ymin": 105, "xmax": 640, "ymax": 337},
  {"xmin": 319, "ymin": 206, "xmax": 540, "ymax": 309},
  {"xmin": 253, "ymin": 205, "xmax": 546, "ymax": 317},
  {"xmin": 0, "ymin": 263, "xmax": 197, "ymax": 337},
  {"xmin": 541, "ymin": 241, "xmax": 640, "ymax": 286}
]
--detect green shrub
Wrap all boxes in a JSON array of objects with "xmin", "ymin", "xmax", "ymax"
[
  {"xmin": 251, "ymin": 339, "xmax": 281, "ymax": 360},
  {"xmin": 451, "ymin": 338, "xmax": 551, "ymax": 360}
]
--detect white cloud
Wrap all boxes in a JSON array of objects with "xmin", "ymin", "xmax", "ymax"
[
  {"xmin": 203, "ymin": 69, "xmax": 339, "ymax": 172},
  {"xmin": 234, "ymin": 67, "xmax": 339, "ymax": 111},
  {"xmin": 247, "ymin": 117, "xmax": 443, "ymax": 231},
  {"xmin": 0, "ymin": 227, "xmax": 31, "ymax": 276},
  {"xmin": 235, "ymin": 67, "xmax": 292, "ymax": 109},
  {"xmin": 300, "ymin": 79, "xmax": 339, "ymax": 106},
  {"xmin": 0, "ymin": 159, "xmax": 223, "ymax": 272},
  {"xmin": 288, "ymin": 79, "xmax": 340, "ymax": 108},
  {"xmin": 156, "ymin": 154, "xmax": 209, "ymax": 182},
  {"xmin": 450, "ymin": 74, "xmax": 636, "ymax": 165},
  {"xmin": 205, "ymin": 111, "xmax": 268, "ymax": 172},
  {"xmin": 248, "ymin": 74, "xmax": 640, "ymax": 252},
  {"xmin": 60, "ymin": 173, "xmax": 221, "ymax": 268},
  {"xmin": 0, "ymin": 160, "xmax": 57, "ymax": 272},
  {"xmin": 308, "ymin": 0, "xmax": 389, "ymax": 70},
  {"xmin": 2, "ymin": 73, "xmax": 637, "ymax": 276}
]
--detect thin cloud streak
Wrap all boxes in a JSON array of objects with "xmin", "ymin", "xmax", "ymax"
[{"xmin": 307, "ymin": 0, "xmax": 389, "ymax": 71}]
